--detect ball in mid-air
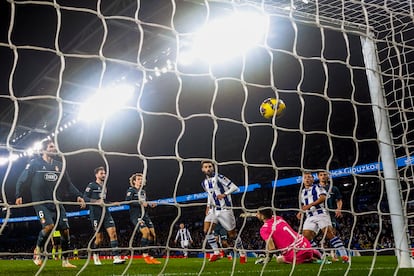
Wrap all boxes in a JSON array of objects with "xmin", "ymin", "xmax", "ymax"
[{"xmin": 259, "ymin": 98, "xmax": 286, "ymax": 119}]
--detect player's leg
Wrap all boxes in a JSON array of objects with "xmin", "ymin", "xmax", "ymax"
[
  {"xmin": 204, "ymin": 212, "xmax": 220, "ymax": 261},
  {"xmin": 221, "ymin": 239, "xmax": 232, "ymax": 260},
  {"xmin": 147, "ymin": 226, "xmax": 161, "ymax": 264},
  {"xmin": 182, "ymin": 240, "xmax": 189, "ymax": 258},
  {"xmin": 33, "ymin": 205, "xmax": 55, "ymax": 266},
  {"xmin": 57, "ymin": 206, "xmax": 77, "ymax": 268},
  {"xmin": 218, "ymin": 210, "xmax": 246, "ymax": 263},
  {"xmin": 104, "ymin": 211, "xmax": 125, "ymax": 265},
  {"xmin": 91, "ymin": 215, "xmax": 103, "ymax": 265},
  {"xmin": 319, "ymin": 214, "xmax": 348, "ymax": 263},
  {"xmin": 302, "ymin": 217, "xmax": 319, "ymax": 250},
  {"xmin": 106, "ymin": 226, "xmax": 126, "ymax": 264},
  {"xmin": 217, "ymin": 210, "xmax": 247, "ymax": 264},
  {"xmin": 323, "ymin": 225, "xmax": 348, "ymax": 262}
]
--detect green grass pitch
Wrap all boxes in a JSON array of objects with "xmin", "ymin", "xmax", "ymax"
[{"xmin": 0, "ymin": 256, "xmax": 412, "ymax": 275}]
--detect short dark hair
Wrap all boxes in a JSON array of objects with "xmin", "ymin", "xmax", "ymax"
[
  {"xmin": 94, "ymin": 166, "xmax": 105, "ymax": 175},
  {"xmin": 317, "ymin": 170, "xmax": 328, "ymax": 175},
  {"xmin": 41, "ymin": 139, "xmax": 53, "ymax": 151},
  {"xmin": 201, "ymin": 160, "xmax": 213, "ymax": 167},
  {"xmin": 258, "ymin": 208, "xmax": 275, "ymax": 219},
  {"xmin": 303, "ymin": 171, "xmax": 314, "ymax": 177}
]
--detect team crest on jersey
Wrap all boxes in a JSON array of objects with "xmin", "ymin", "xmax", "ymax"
[
  {"xmin": 42, "ymin": 166, "xmax": 46, "ymax": 170},
  {"xmin": 25, "ymin": 164, "xmax": 30, "ymax": 170},
  {"xmin": 85, "ymin": 187, "xmax": 90, "ymax": 192},
  {"xmin": 55, "ymin": 166, "xmax": 59, "ymax": 172},
  {"xmin": 127, "ymin": 192, "xmax": 131, "ymax": 196}
]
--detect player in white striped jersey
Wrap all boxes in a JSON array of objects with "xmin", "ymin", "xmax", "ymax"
[
  {"xmin": 200, "ymin": 160, "xmax": 246, "ymax": 263},
  {"xmin": 174, "ymin": 223, "xmax": 193, "ymax": 258},
  {"xmin": 296, "ymin": 172, "xmax": 349, "ymax": 263}
]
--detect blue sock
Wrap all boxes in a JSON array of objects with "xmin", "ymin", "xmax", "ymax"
[
  {"xmin": 329, "ymin": 236, "xmax": 347, "ymax": 257},
  {"xmin": 110, "ymin": 240, "xmax": 120, "ymax": 256}
]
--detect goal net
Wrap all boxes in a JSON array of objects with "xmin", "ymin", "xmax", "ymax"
[{"xmin": 0, "ymin": 0, "xmax": 413, "ymax": 274}]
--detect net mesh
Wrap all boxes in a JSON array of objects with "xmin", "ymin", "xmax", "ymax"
[{"xmin": 0, "ymin": 0, "xmax": 413, "ymax": 274}]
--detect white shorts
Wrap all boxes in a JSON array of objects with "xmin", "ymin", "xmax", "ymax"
[
  {"xmin": 180, "ymin": 240, "xmax": 189, "ymax": 248},
  {"xmin": 204, "ymin": 208, "xmax": 236, "ymax": 231},
  {"xmin": 303, "ymin": 213, "xmax": 332, "ymax": 234}
]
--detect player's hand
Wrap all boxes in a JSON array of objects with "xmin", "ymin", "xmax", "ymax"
[
  {"xmin": 302, "ymin": 204, "xmax": 312, "ymax": 211},
  {"xmin": 335, "ymin": 209, "xmax": 342, "ymax": 218},
  {"xmin": 143, "ymin": 202, "xmax": 148, "ymax": 207},
  {"xmin": 15, "ymin": 197, "xmax": 23, "ymax": 205},
  {"xmin": 217, "ymin": 194, "xmax": 226, "ymax": 200},
  {"xmin": 296, "ymin": 212, "xmax": 302, "ymax": 220},
  {"xmin": 77, "ymin": 197, "xmax": 86, "ymax": 208}
]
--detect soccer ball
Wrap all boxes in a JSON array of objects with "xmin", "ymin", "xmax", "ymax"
[{"xmin": 259, "ymin": 98, "xmax": 286, "ymax": 119}]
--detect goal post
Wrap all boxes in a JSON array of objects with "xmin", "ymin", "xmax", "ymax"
[{"xmin": 361, "ymin": 35, "xmax": 413, "ymax": 268}]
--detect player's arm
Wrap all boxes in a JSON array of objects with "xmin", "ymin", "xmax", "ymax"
[
  {"xmin": 83, "ymin": 183, "xmax": 95, "ymax": 204},
  {"xmin": 302, "ymin": 194, "xmax": 326, "ymax": 211},
  {"xmin": 15, "ymin": 160, "xmax": 35, "ymax": 205},
  {"xmin": 188, "ymin": 229, "xmax": 193, "ymax": 243},
  {"xmin": 174, "ymin": 230, "xmax": 180, "ymax": 243},
  {"xmin": 64, "ymin": 172, "xmax": 86, "ymax": 208},
  {"xmin": 334, "ymin": 186, "xmax": 343, "ymax": 217},
  {"xmin": 217, "ymin": 175, "xmax": 239, "ymax": 199}
]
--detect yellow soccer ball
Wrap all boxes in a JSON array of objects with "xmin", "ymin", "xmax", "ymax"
[{"xmin": 259, "ymin": 98, "xmax": 286, "ymax": 119}]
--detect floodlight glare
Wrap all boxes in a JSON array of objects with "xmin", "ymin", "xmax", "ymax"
[
  {"xmin": 184, "ymin": 12, "xmax": 269, "ymax": 64},
  {"xmin": 78, "ymin": 83, "xmax": 135, "ymax": 122}
]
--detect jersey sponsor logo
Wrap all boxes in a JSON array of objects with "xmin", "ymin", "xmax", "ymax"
[{"xmin": 44, "ymin": 172, "xmax": 58, "ymax": 181}]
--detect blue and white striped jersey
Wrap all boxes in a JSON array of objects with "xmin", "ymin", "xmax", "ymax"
[
  {"xmin": 175, "ymin": 228, "xmax": 192, "ymax": 242},
  {"xmin": 201, "ymin": 173, "xmax": 239, "ymax": 210},
  {"xmin": 300, "ymin": 184, "xmax": 327, "ymax": 217}
]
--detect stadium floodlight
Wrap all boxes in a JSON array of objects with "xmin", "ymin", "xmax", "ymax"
[
  {"xmin": 78, "ymin": 83, "xmax": 135, "ymax": 122},
  {"xmin": 179, "ymin": 11, "xmax": 269, "ymax": 65}
]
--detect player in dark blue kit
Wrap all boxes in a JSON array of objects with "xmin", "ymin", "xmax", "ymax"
[
  {"xmin": 15, "ymin": 139, "xmax": 86, "ymax": 268},
  {"xmin": 83, "ymin": 166, "xmax": 126, "ymax": 265},
  {"xmin": 126, "ymin": 173, "xmax": 161, "ymax": 264}
]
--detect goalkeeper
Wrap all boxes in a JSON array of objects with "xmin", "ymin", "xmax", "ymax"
[{"xmin": 256, "ymin": 208, "xmax": 321, "ymax": 264}]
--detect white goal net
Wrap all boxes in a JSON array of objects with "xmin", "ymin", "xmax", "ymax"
[{"xmin": 0, "ymin": 0, "xmax": 413, "ymax": 274}]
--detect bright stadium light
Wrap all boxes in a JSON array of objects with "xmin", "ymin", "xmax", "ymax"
[
  {"xmin": 180, "ymin": 11, "xmax": 269, "ymax": 64},
  {"xmin": 78, "ymin": 83, "xmax": 135, "ymax": 122}
]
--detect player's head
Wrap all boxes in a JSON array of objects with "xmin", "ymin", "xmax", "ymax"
[
  {"xmin": 256, "ymin": 207, "xmax": 274, "ymax": 222},
  {"xmin": 129, "ymin": 173, "xmax": 144, "ymax": 188},
  {"xmin": 179, "ymin": 223, "xmax": 185, "ymax": 229},
  {"xmin": 94, "ymin": 166, "xmax": 106, "ymax": 182},
  {"xmin": 41, "ymin": 139, "xmax": 57, "ymax": 156},
  {"xmin": 201, "ymin": 160, "xmax": 214, "ymax": 177},
  {"xmin": 302, "ymin": 171, "xmax": 314, "ymax": 187},
  {"xmin": 317, "ymin": 170, "xmax": 330, "ymax": 185}
]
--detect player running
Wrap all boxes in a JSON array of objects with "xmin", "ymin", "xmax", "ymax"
[
  {"xmin": 126, "ymin": 173, "xmax": 161, "ymax": 264},
  {"xmin": 83, "ymin": 166, "xmax": 126, "ymax": 265},
  {"xmin": 15, "ymin": 139, "xmax": 85, "ymax": 268},
  {"xmin": 256, "ymin": 208, "xmax": 321, "ymax": 264},
  {"xmin": 200, "ymin": 160, "xmax": 246, "ymax": 263}
]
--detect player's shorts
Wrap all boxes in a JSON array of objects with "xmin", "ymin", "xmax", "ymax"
[
  {"xmin": 132, "ymin": 214, "xmax": 154, "ymax": 230},
  {"xmin": 214, "ymin": 224, "xmax": 228, "ymax": 240},
  {"xmin": 180, "ymin": 240, "xmax": 190, "ymax": 248},
  {"xmin": 34, "ymin": 204, "xmax": 69, "ymax": 230},
  {"xmin": 204, "ymin": 208, "xmax": 236, "ymax": 231},
  {"xmin": 52, "ymin": 236, "xmax": 61, "ymax": 245},
  {"xmin": 303, "ymin": 213, "xmax": 332, "ymax": 233},
  {"xmin": 90, "ymin": 207, "xmax": 115, "ymax": 231}
]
